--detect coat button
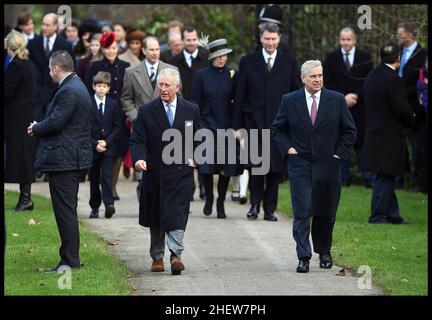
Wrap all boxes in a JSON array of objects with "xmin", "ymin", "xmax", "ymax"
[
  {"xmin": 114, "ymin": 77, "xmax": 118, "ymax": 80},
  {"xmin": 178, "ymin": 166, "xmax": 182, "ymax": 171},
  {"xmin": 114, "ymin": 90, "xmax": 118, "ymax": 94}
]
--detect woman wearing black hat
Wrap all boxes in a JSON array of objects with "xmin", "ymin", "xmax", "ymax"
[
  {"xmin": 191, "ymin": 39, "xmax": 242, "ymax": 218},
  {"xmin": 85, "ymin": 31, "xmax": 130, "ymax": 200}
]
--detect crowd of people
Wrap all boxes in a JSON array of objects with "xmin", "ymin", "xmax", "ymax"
[{"xmin": 4, "ymin": 4, "xmax": 428, "ymax": 275}]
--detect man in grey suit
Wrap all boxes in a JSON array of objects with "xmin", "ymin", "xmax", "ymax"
[
  {"xmin": 121, "ymin": 36, "xmax": 178, "ymax": 124},
  {"xmin": 121, "ymin": 36, "xmax": 177, "ymax": 196}
]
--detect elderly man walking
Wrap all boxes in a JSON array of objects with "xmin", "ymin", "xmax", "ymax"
[{"xmin": 130, "ymin": 68, "xmax": 201, "ymax": 275}]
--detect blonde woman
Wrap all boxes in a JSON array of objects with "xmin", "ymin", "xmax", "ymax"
[{"xmin": 4, "ymin": 30, "xmax": 37, "ymax": 211}]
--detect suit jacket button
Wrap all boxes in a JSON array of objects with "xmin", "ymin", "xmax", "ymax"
[
  {"xmin": 114, "ymin": 90, "xmax": 118, "ymax": 94},
  {"xmin": 178, "ymin": 166, "xmax": 182, "ymax": 171},
  {"xmin": 114, "ymin": 77, "xmax": 118, "ymax": 80}
]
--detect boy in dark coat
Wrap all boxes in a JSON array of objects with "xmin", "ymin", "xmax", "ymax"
[{"xmin": 88, "ymin": 71, "xmax": 123, "ymax": 219}]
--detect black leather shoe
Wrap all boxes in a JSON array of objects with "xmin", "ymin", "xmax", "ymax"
[
  {"xmin": 319, "ymin": 253, "xmax": 333, "ymax": 269},
  {"xmin": 239, "ymin": 196, "xmax": 247, "ymax": 205},
  {"xmin": 246, "ymin": 204, "xmax": 260, "ymax": 220},
  {"xmin": 105, "ymin": 204, "xmax": 115, "ymax": 219},
  {"xmin": 43, "ymin": 264, "xmax": 72, "ymax": 274},
  {"xmin": 203, "ymin": 196, "xmax": 213, "ymax": 216},
  {"xmin": 216, "ymin": 199, "xmax": 226, "ymax": 219},
  {"xmin": 264, "ymin": 212, "xmax": 278, "ymax": 221},
  {"xmin": 390, "ymin": 218, "xmax": 411, "ymax": 225},
  {"xmin": 296, "ymin": 260, "xmax": 310, "ymax": 273},
  {"xmin": 89, "ymin": 209, "xmax": 99, "ymax": 219},
  {"xmin": 14, "ymin": 200, "xmax": 34, "ymax": 212},
  {"xmin": 369, "ymin": 219, "xmax": 390, "ymax": 224}
]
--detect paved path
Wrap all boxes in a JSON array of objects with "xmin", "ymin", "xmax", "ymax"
[{"xmin": 5, "ymin": 175, "xmax": 382, "ymax": 295}]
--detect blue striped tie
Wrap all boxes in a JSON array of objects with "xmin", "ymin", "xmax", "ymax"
[{"xmin": 166, "ymin": 103, "xmax": 174, "ymax": 126}]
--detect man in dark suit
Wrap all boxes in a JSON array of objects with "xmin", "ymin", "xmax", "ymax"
[
  {"xmin": 28, "ymin": 51, "xmax": 92, "ymax": 272},
  {"xmin": 89, "ymin": 72, "xmax": 123, "ymax": 219},
  {"xmin": 323, "ymin": 27, "xmax": 374, "ymax": 187},
  {"xmin": 361, "ymin": 43, "xmax": 416, "ymax": 225},
  {"xmin": 272, "ymin": 60, "xmax": 356, "ymax": 273},
  {"xmin": 396, "ymin": 21, "xmax": 428, "ymax": 190},
  {"xmin": 233, "ymin": 22, "xmax": 301, "ymax": 222},
  {"xmin": 130, "ymin": 68, "xmax": 201, "ymax": 276},
  {"xmin": 27, "ymin": 13, "xmax": 74, "ymax": 121},
  {"xmin": 168, "ymin": 26, "xmax": 209, "ymax": 200}
]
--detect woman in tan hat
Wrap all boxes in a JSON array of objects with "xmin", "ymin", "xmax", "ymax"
[
  {"xmin": 191, "ymin": 39, "xmax": 242, "ymax": 219},
  {"xmin": 119, "ymin": 29, "xmax": 145, "ymax": 66}
]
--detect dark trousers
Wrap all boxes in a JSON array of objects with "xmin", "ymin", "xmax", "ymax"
[
  {"xmin": 248, "ymin": 171, "xmax": 280, "ymax": 213},
  {"xmin": 48, "ymin": 170, "xmax": 83, "ymax": 268},
  {"xmin": 288, "ymin": 155, "xmax": 340, "ymax": 259},
  {"xmin": 369, "ymin": 173, "xmax": 403, "ymax": 223},
  {"xmin": 89, "ymin": 155, "xmax": 114, "ymax": 210}
]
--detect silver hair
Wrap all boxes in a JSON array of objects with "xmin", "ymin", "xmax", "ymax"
[
  {"xmin": 157, "ymin": 67, "xmax": 182, "ymax": 87},
  {"xmin": 339, "ymin": 27, "xmax": 357, "ymax": 39},
  {"xmin": 301, "ymin": 60, "xmax": 322, "ymax": 77}
]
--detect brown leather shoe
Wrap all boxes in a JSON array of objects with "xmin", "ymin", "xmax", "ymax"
[
  {"xmin": 170, "ymin": 256, "xmax": 185, "ymax": 275},
  {"xmin": 151, "ymin": 259, "xmax": 165, "ymax": 272}
]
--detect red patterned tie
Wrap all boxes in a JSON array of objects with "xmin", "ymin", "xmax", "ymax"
[{"xmin": 311, "ymin": 95, "xmax": 317, "ymax": 125}]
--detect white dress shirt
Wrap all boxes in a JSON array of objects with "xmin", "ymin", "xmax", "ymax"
[
  {"xmin": 183, "ymin": 49, "xmax": 198, "ymax": 68},
  {"xmin": 341, "ymin": 46, "xmax": 356, "ymax": 67},
  {"xmin": 145, "ymin": 59, "xmax": 159, "ymax": 78},
  {"xmin": 44, "ymin": 33, "xmax": 57, "ymax": 52},
  {"xmin": 262, "ymin": 48, "xmax": 277, "ymax": 68},
  {"xmin": 305, "ymin": 88, "xmax": 321, "ymax": 116},
  {"xmin": 163, "ymin": 96, "xmax": 177, "ymax": 120},
  {"xmin": 94, "ymin": 94, "xmax": 107, "ymax": 115}
]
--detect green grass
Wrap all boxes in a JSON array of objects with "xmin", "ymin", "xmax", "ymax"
[
  {"xmin": 277, "ymin": 183, "xmax": 428, "ymax": 296},
  {"xmin": 4, "ymin": 191, "xmax": 133, "ymax": 295}
]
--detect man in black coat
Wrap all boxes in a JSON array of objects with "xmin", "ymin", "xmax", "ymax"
[
  {"xmin": 27, "ymin": 13, "xmax": 74, "ymax": 121},
  {"xmin": 233, "ymin": 22, "xmax": 301, "ymax": 222},
  {"xmin": 361, "ymin": 43, "xmax": 416, "ymax": 224},
  {"xmin": 28, "ymin": 51, "xmax": 93, "ymax": 272},
  {"xmin": 323, "ymin": 27, "xmax": 374, "ymax": 187},
  {"xmin": 168, "ymin": 26, "xmax": 209, "ymax": 200},
  {"xmin": 396, "ymin": 21, "xmax": 428, "ymax": 190},
  {"xmin": 130, "ymin": 68, "xmax": 201, "ymax": 276},
  {"xmin": 272, "ymin": 59, "xmax": 356, "ymax": 273}
]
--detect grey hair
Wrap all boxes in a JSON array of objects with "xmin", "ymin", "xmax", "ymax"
[
  {"xmin": 49, "ymin": 50, "xmax": 74, "ymax": 72},
  {"xmin": 157, "ymin": 67, "xmax": 182, "ymax": 87},
  {"xmin": 301, "ymin": 60, "xmax": 322, "ymax": 77},
  {"xmin": 340, "ymin": 27, "xmax": 357, "ymax": 39}
]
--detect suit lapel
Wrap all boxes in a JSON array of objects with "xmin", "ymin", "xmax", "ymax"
[
  {"xmin": 268, "ymin": 52, "xmax": 282, "ymax": 78},
  {"xmin": 172, "ymin": 96, "xmax": 187, "ymax": 129},
  {"xmin": 92, "ymin": 99, "xmax": 103, "ymax": 126},
  {"xmin": 151, "ymin": 98, "xmax": 171, "ymax": 130},
  {"xmin": 312, "ymin": 89, "xmax": 331, "ymax": 131},
  {"xmin": 294, "ymin": 89, "xmax": 313, "ymax": 130},
  {"xmin": 136, "ymin": 62, "xmax": 153, "ymax": 99},
  {"xmin": 253, "ymin": 51, "xmax": 269, "ymax": 76}
]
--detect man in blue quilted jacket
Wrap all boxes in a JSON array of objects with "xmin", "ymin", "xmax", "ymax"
[{"xmin": 28, "ymin": 50, "xmax": 93, "ymax": 273}]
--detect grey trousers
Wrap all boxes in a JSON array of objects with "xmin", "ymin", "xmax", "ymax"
[{"xmin": 150, "ymin": 228, "xmax": 185, "ymax": 261}]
